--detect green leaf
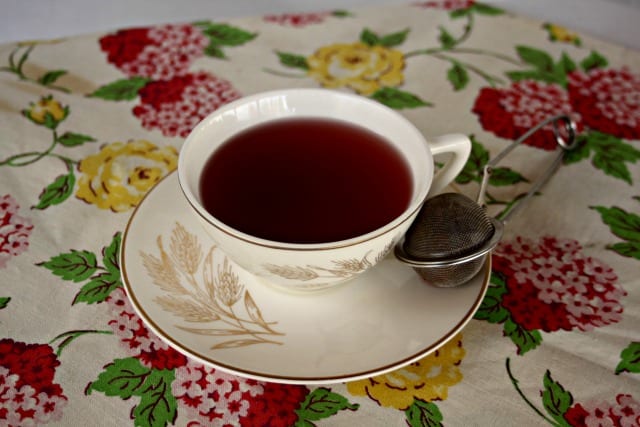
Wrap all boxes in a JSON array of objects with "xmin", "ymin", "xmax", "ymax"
[
  {"xmin": 474, "ymin": 273, "xmax": 510, "ymax": 323},
  {"xmin": 39, "ymin": 249, "xmax": 97, "ymax": 282},
  {"xmin": 194, "ymin": 22, "xmax": 257, "ymax": 46},
  {"xmin": 438, "ymin": 27, "xmax": 457, "ymax": 49},
  {"xmin": 580, "ymin": 50, "xmax": 608, "ymax": 71},
  {"xmin": 132, "ymin": 369, "xmax": 177, "ymax": 427},
  {"xmin": 379, "ymin": 28, "xmax": 410, "ymax": 47},
  {"xmin": 450, "ymin": 8, "xmax": 471, "ymax": 19},
  {"xmin": 90, "ymin": 77, "xmax": 151, "ymax": 101},
  {"xmin": 504, "ymin": 318, "xmax": 542, "ymax": 355},
  {"xmin": 471, "ymin": 4, "xmax": 505, "ymax": 15},
  {"xmin": 87, "ymin": 357, "xmax": 151, "ymax": 398},
  {"xmin": 615, "ymin": 341, "xmax": 640, "ymax": 374},
  {"xmin": 38, "ymin": 69, "xmax": 68, "ymax": 85},
  {"xmin": 582, "ymin": 131, "xmax": 640, "ymax": 184},
  {"xmin": 332, "ymin": 10, "xmax": 353, "ymax": 18},
  {"xmin": 360, "ymin": 28, "xmax": 380, "ymax": 46},
  {"xmin": 370, "ymin": 87, "xmax": 432, "ymax": 109},
  {"xmin": 489, "ymin": 167, "xmax": 528, "ymax": 186},
  {"xmin": 591, "ymin": 206, "xmax": 640, "ymax": 242},
  {"xmin": 447, "ymin": 62, "xmax": 469, "ymax": 91},
  {"xmin": 73, "ymin": 272, "xmax": 122, "ymax": 304},
  {"xmin": 204, "ymin": 42, "xmax": 225, "ymax": 58},
  {"xmin": 456, "ymin": 137, "xmax": 489, "ymax": 184},
  {"xmin": 103, "ymin": 232, "xmax": 122, "ymax": 276},
  {"xmin": 541, "ymin": 371, "xmax": 573, "ymax": 427},
  {"xmin": 405, "ymin": 399, "xmax": 444, "ymax": 427},
  {"xmin": 0, "ymin": 297, "xmax": 10, "ymax": 309},
  {"xmin": 505, "ymin": 70, "xmax": 548, "ymax": 83},
  {"xmin": 33, "ymin": 171, "xmax": 75, "ymax": 209},
  {"xmin": 57, "ymin": 132, "xmax": 96, "ymax": 147},
  {"xmin": 516, "ymin": 46, "xmax": 554, "ymax": 72},
  {"xmin": 276, "ymin": 51, "xmax": 309, "ymax": 70},
  {"xmin": 556, "ymin": 52, "xmax": 577, "ymax": 75},
  {"xmin": 562, "ymin": 137, "xmax": 591, "ymax": 165},
  {"xmin": 296, "ymin": 387, "xmax": 359, "ymax": 422},
  {"xmin": 608, "ymin": 242, "xmax": 640, "ymax": 259}
]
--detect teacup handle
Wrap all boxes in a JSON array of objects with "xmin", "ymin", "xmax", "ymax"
[{"xmin": 427, "ymin": 134, "xmax": 471, "ymax": 197}]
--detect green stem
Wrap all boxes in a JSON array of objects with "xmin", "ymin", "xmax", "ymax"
[
  {"xmin": 506, "ymin": 358, "xmax": 562, "ymax": 427},
  {"xmin": 0, "ymin": 130, "xmax": 71, "ymax": 167},
  {"xmin": 49, "ymin": 329, "xmax": 114, "ymax": 357},
  {"xmin": 449, "ymin": 47, "xmax": 522, "ymax": 66},
  {"xmin": 262, "ymin": 67, "xmax": 308, "ymax": 78}
]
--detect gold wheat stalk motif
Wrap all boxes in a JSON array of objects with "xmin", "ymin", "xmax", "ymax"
[{"xmin": 141, "ymin": 222, "xmax": 283, "ymax": 350}]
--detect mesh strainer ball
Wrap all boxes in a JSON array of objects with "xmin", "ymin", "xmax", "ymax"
[{"xmin": 395, "ymin": 192, "xmax": 503, "ymax": 287}]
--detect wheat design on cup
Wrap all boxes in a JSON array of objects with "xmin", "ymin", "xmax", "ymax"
[{"xmin": 140, "ymin": 222, "xmax": 283, "ymax": 349}]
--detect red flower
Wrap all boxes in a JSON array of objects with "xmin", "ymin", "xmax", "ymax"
[
  {"xmin": 0, "ymin": 194, "xmax": 34, "ymax": 269},
  {"xmin": 263, "ymin": 12, "xmax": 332, "ymax": 27},
  {"xmin": 0, "ymin": 339, "xmax": 67, "ymax": 425},
  {"xmin": 568, "ymin": 67, "xmax": 640, "ymax": 139},
  {"xmin": 106, "ymin": 287, "xmax": 187, "ymax": 370},
  {"xmin": 472, "ymin": 81, "xmax": 582, "ymax": 150},
  {"xmin": 172, "ymin": 360, "xmax": 309, "ymax": 426},
  {"xmin": 99, "ymin": 24, "xmax": 208, "ymax": 80},
  {"xmin": 132, "ymin": 71, "xmax": 242, "ymax": 138},
  {"xmin": 413, "ymin": 0, "xmax": 475, "ymax": 10},
  {"xmin": 493, "ymin": 236, "xmax": 626, "ymax": 332},
  {"xmin": 564, "ymin": 394, "xmax": 640, "ymax": 427},
  {"xmin": 238, "ymin": 381, "xmax": 309, "ymax": 427}
]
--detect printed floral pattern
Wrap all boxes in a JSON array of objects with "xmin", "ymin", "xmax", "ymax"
[
  {"xmin": 568, "ymin": 67, "xmax": 640, "ymax": 139},
  {"xmin": 173, "ymin": 361, "xmax": 309, "ymax": 426},
  {"xmin": 473, "ymin": 81, "xmax": 582, "ymax": 150},
  {"xmin": 1, "ymin": 1, "xmax": 639, "ymax": 426},
  {"xmin": 564, "ymin": 394, "xmax": 640, "ymax": 427},
  {"xmin": 0, "ymin": 339, "xmax": 67, "ymax": 425},
  {"xmin": 94, "ymin": 21, "xmax": 253, "ymax": 137},
  {"xmin": 106, "ymin": 287, "xmax": 188, "ymax": 370},
  {"xmin": 495, "ymin": 236, "xmax": 625, "ymax": 332},
  {"xmin": 99, "ymin": 24, "xmax": 209, "ymax": 80},
  {"xmin": 307, "ymin": 42, "xmax": 405, "ymax": 95},
  {"xmin": 264, "ymin": 12, "xmax": 333, "ymax": 27},
  {"xmin": 75, "ymin": 140, "xmax": 178, "ymax": 211},
  {"xmin": 0, "ymin": 195, "xmax": 34, "ymax": 268},
  {"xmin": 132, "ymin": 72, "xmax": 241, "ymax": 137},
  {"xmin": 347, "ymin": 334, "xmax": 464, "ymax": 409}
]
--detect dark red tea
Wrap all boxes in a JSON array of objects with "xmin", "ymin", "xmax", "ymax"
[{"xmin": 199, "ymin": 117, "xmax": 413, "ymax": 243}]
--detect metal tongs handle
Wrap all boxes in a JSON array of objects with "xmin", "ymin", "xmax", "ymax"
[{"xmin": 477, "ymin": 114, "xmax": 578, "ymax": 223}]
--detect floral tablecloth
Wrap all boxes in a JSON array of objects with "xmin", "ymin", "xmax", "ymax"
[{"xmin": 1, "ymin": 1, "xmax": 639, "ymax": 426}]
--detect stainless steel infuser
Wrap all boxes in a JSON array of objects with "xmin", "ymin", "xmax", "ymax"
[{"xmin": 394, "ymin": 114, "xmax": 578, "ymax": 287}]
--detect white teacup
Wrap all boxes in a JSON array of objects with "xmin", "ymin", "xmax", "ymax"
[{"xmin": 178, "ymin": 89, "xmax": 470, "ymax": 292}]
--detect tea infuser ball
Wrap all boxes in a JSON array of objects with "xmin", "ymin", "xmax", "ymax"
[{"xmin": 395, "ymin": 114, "xmax": 578, "ymax": 288}]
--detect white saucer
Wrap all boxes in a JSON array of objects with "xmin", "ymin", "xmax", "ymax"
[{"xmin": 121, "ymin": 172, "xmax": 490, "ymax": 384}]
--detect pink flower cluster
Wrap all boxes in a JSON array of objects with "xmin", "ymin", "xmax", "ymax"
[
  {"xmin": 132, "ymin": 72, "xmax": 241, "ymax": 138},
  {"xmin": 99, "ymin": 24, "xmax": 242, "ymax": 138},
  {"xmin": 106, "ymin": 287, "xmax": 309, "ymax": 426},
  {"xmin": 0, "ymin": 194, "xmax": 34, "ymax": 269},
  {"xmin": 263, "ymin": 12, "xmax": 332, "ymax": 27},
  {"xmin": 494, "ymin": 236, "xmax": 626, "ymax": 332},
  {"xmin": 564, "ymin": 394, "xmax": 640, "ymax": 427},
  {"xmin": 473, "ymin": 67, "xmax": 640, "ymax": 149},
  {"xmin": 106, "ymin": 288, "xmax": 187, "ymax": 370},
  {"xmin": 414, "ymin": 0, "xmax": 475, "ymax": 10},
  {"xmin": 0, "ymin": 339, "xmax": 67, "ymax": 426},
  {"xmin": 100, "ymin": 24, "xmax": 208, "ymax": 80}
]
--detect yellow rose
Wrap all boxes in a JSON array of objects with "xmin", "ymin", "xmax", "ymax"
[
  {"xmin": 23, "ymin": 95, "xmax": 68, "ymax": 128},
  {"xmin": 307, "ymin": 42, "xmax": 405, "ymax": 95},
  {"xmin": 76, "ymin": 140, "xmax": 178, "ymax": 212},
  {"xmin": 346, "ymin": 334, "xmax": 465, "ymax": 409}
]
